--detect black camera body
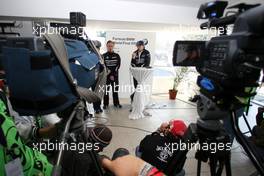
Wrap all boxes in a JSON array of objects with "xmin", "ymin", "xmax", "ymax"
[
  {"xmin": 70, "ymin": 12, "xmax": 86, "ymax": 27},
  {"xmin": 173, "ymin": 2, "xmax": 264, "ymax": 108},
  {"xmin": 170, "ymin": 2, "xmax": 264, "ymax": 175}
]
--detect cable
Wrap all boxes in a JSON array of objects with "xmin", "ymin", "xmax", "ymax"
[
  {"xmin": 152, "ymin": 93, "xmax": 197, "ymax": 107},
  {"xmin": 85, "ymin": 117, "xmax": 153, "ymax": 133},
  {"xmin": 105, "ymin": 124, "xmax": 153, "ymax": 133},
  {"xmin": 176, "ymin": 98, "xmax": 197, "ymax": 107},
  {"xmin": 147, "ymin": 107, "xmax": 196, "ymax": 110}
]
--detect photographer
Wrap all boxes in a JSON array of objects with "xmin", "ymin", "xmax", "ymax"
[
  {"xmin": 0, "ymin": 89, "xmax": 53, "ymax": 176},
  {"xmin": 136, "ymin": 119, "xmax": 187, "ymax": 173},
  {"xmin": 0, "ymin": 70, "xmax": 61, "ymax": 144},
  {"xmin": 103, "ymin": 40, "xmax": 122, "ymax": 109}
]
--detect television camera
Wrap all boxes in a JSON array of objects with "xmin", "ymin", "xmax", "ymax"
[
  {"xmin": 171, "ymin": 1, "xmax": 264, "ymax": 176},
  {"xmin": 0, "ymin": 12, "xmax": 107, "ymax": 176}
]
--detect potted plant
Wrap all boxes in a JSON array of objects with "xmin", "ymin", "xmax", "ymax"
[{"xmin": 169, "ymin": 67, "xmax": 188, "ymax": 100}]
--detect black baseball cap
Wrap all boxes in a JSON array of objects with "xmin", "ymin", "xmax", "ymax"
[{"xmin": 136, "ymin": 40, "xmax": 144, "ymax": 46}]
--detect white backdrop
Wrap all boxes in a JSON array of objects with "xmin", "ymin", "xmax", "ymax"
[
  {"xmin": 0, "ymin": 0, "xmax": 199, "ymax": 25},
  {"xmin": 105, "ymin": 31, "xmax": 156, "ymax": 98}
]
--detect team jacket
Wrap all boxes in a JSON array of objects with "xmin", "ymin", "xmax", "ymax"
[
  {"xmin": 131, "ymin": 49, "xmax": 151, "ymax": 67},
  {"xmin": 139, "ymin": 132, "xmax": 179, "ymax": 173},
  {"xmin": 103, "ymin": 52, "xmax": 121, "ymax": 76},
  {"xmin": 0, "ymin": 97, "xmax": 53, "ymax": 176}
]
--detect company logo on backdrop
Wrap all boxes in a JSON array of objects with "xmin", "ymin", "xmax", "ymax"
[{"xmin": 111, "ymin": 37, "xmax": 137, "ymax": 46}]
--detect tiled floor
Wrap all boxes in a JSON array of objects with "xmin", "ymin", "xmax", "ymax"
[{"xmin": 92, "ymin": 95, "xmax": 258, "ymax": 176}]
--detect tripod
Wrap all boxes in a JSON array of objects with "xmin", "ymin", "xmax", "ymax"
[
  {"xmin": 165, "ymin": 95, "xmax": 242, "ymax": 176},
  {"xmin": 195, "ymin": 119, "xmax": 232, "ymax": 176},
  {"xmin": 196, "ymin": 151, "xmax": 231, "ymax": 176},
  {"xmin": 164, "ymin": 119, "xmax": 232, "ymax": 176}
]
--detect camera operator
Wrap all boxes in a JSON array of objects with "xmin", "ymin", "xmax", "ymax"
[
  {"xmin": 0, "ymin": 88, "xmax": 53, "ymax": 176},
  {"xmin": 0, "ymin": 70, "xmax": 61, "ymax": 144},
  {"xmin": 14, "ymin": 114, "xmax": 60, "ymax": 143},
  {"xmin": 103, "ymin": 40, "xmax": 122, "ymax": 109},
  {"xmin": 135, "ymin": 119, "xmax": 187, "ymax": 173},
  {"xmin": 130, "ymin": 40, "xmax": 151, "ymax": 102}
]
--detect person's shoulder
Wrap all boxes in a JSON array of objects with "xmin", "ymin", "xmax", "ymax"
[
  {"xmin": 114, "ymin": 52, "xmax": 120, "ymax": 57},
  {"xmin": 102, "ymin": 52, "xmax": 108, "ymax": 57},
  {"xmin": 144, "ymin": 49, "xmax": 150, "ymax": 53}
]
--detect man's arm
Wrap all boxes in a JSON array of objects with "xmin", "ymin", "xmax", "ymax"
[
  {"xmin": 0, "ymin": 106, "xmax": 53, "ymax": 175},
  {"xmin": 37, "ymin": 124, "xmax": 58, "ymax": 139},
  {"xmin": 131, "ymin": 52, "xmax": 137, "ymax": 67},
  {"xmin": 144, "ymin": 51, "xmax": 151, "ymax": 67},
  {"xmin": 116, "ymin": 54, "xmax": 121, "ymax": 71},
  {"xmin": 101, "ymin": 155, "xmax": 166, "ymax": 176}
]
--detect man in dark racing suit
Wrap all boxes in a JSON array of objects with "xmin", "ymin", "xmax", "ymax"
[
  {"xmin": 130, "ymin": 40, "xmax": 151, "ymax": 102},
  {"xmin": 103, "ymin": 40, "xmax": 122, "ymax": 109}
]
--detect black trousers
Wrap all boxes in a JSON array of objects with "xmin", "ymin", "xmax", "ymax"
[
  {"xmin": 133, "ymin": 78, "xmax": 138, "ymax": 89},
  {"xmin": 130, "ymin": 78, "xmax": 138, "ymax": 102},
  {"xmin": 104, "ymin": 78, "xmax": 120, "ymax": 106},
  {"xmin": 91, "ymin": 84, "xmax": 102, "ymax": 111}
]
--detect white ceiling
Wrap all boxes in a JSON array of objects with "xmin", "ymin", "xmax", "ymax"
[{"xmin": 117, "ymin": 0, "xmax": 263, "ymax": 7}]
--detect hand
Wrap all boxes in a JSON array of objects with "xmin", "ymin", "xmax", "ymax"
[
  {"xmin": 159, "ymin": 122, "xmax": 169, "ymax": 133},
  {"xmin": 101, "ymin": 155, "xmax": 145, "ymax": 176},
  {"xmin": 132, "ymin": 53, "xmax": 136, "ymax": 59},
  {"xmin": 110, "ymin": 75, "xmax": 115, "ymax": 81},
  {"xmin": 38, "ymin": 125, "xmax": 57, "ymax": 139}
]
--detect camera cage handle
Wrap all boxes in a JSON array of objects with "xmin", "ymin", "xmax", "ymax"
[
  {"xmin": 230, "ymin": 110, "xmax": 264, "ymax": 175},
  {"xmin": 51, "ymin": 101, "xmax": 81, "ymax": 176}
]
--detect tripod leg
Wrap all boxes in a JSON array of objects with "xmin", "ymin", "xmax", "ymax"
[
  {"xmin": 225, "ymin": 155, "xmax": 232, "ymax": 176},
  {"xmin": 52, "ymin": 103, "xmax": 80, "ymax": 176},
  {"xmin": 85, "ymin": 128, "xmax": 104, "ymax": 176},
  {"xmin": 216, "ymin": 160, "xmax": 224, "ymax": 176},
  {"xmin": 88, "ymin": 150, "xmax": 104, "ymax": 176},
  {"xmin": 197, "ymin": 159, "xmax": 202, "ymax": 176},
  {"xmin": 209, "ymin": 157, "xmax": 217, "ymax": 176},
  {"xmin": 242, "ymin": 113, "xmax": 253, "ymax": 135}
]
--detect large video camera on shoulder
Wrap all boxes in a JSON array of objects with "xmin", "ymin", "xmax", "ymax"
[
  {"xmin": 173, "ymin": 1, "xmax": 264, "ymax": 109},
  {"xmin": 0, "ymin": 12, "xmax": 107, "ymax": 176}
]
